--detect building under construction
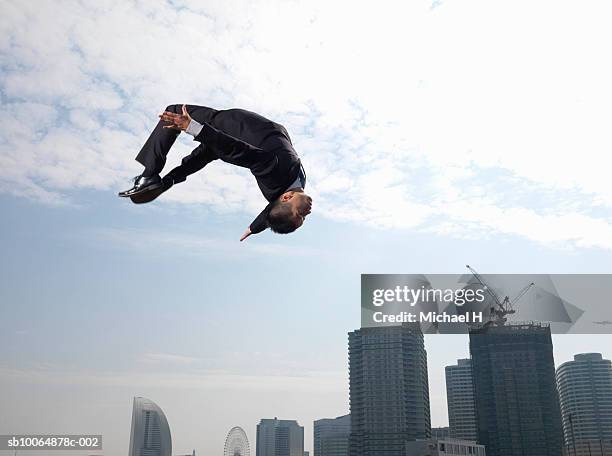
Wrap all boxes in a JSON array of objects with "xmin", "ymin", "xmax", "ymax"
[{"xmin": 469, "ymin": 323, "xmax": 564, "ymax": 456}]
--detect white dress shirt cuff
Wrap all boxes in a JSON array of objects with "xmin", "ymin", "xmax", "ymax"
[{"xmin": 185, "ymin": 119, "xmax": 204, "ymax": 137}]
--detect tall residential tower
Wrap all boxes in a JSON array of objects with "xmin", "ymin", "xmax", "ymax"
[
  {"xmin": 256, "ymin": 418, "xmax": 304, "ymax": 456},
  {"xmin": 445, "ymin": 358, "xmax": 477, "ymax": 441},
  {"xmin": 348, "ymin": 324, "xmax": 431, "ymax": 456},
  {"xmin": 556, "ymin": 353, "xmax": 612, "ymax": 451}
]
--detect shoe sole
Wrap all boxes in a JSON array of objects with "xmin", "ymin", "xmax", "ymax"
[{"xmin": 130, "ymin": 185, "xmax": 167, "ymax": 204}]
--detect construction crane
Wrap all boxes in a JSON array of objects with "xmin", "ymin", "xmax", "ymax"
[{"xmin": 466, "ymin": 265, "xmax": 534, "ymax": 326}]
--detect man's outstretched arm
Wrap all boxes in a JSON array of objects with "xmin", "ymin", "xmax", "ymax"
[{"xmin": 240, "ymin": 205, "xmax": 271, "ymax": 241}]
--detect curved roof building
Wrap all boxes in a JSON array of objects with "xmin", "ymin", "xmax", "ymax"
[{"xmin": 128, "ymin": 397, "xmax": 172, "ymax": 456}]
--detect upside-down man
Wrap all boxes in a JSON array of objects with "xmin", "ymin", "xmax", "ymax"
[{"xmin": 119, "ymin": 104, "xmax": 312, "ymax": 241}]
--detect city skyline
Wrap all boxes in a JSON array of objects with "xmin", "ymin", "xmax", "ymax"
[
  {"xmin": 2, "ymin": 311, "xmax": 612, "ymax": 456},
  {"xmin": 1, "ymin": 334, "xmax": 612, "ymax": 456},
  {"xmin": 110, "ymin": 334, "xmax": 612, "ymax": 456}
]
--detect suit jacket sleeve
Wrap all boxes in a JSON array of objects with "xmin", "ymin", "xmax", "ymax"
[
  {"xmin": 193, "ymin": 122, "xmax": 276, "ymax": 173},
  {"xmin": 249, "ymin": 206, "xmax": 270, "ymax": 234}
]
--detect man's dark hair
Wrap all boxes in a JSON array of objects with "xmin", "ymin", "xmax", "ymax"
[{"xmin": 267, "ymin": 200, "xmax": 298, "ymax": 234}]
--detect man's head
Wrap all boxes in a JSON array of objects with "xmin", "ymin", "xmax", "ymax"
[{"xmin": 267, "ymin": 190, "xmax": 313, "ymax": 234}]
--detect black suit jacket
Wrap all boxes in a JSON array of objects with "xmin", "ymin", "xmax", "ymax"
[{"xmin": 192, "ymin": 112, "xmax": 302, "ymax": 234}]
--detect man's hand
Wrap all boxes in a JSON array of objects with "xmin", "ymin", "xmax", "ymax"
[
  {"xmin": 240, "ymin": 227, "xmax": 252, "ymax": 242},
  {"xmin": 159, "ymin": 104, "xmax": 192, "ymax": 131}
]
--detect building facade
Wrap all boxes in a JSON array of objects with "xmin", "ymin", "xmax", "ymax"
[
  {"xmin": 562, "ymin": 441, "xmax": 612, "ymax": 456},
  {"xmin": 128, "ymin": 397, "xmax": 172, "ymax": 456},
  {"xmin": 314, "ymin": 414, "xmax": 350, "ymax": 456},
  {"xmin": 348, "ymin": 324, "xmax": 431, "ymax": 456},
  {"xmin": 431, "ymin": 428, "xmax": 450, "ymax": 440},
  {"xmin": 556, "ymin": 353, "xmax": 612, "ymax": 455},
  {"xmin": 469, "ymin": 323, "xmax": 563, "ymax": 456},
  {"xmin": 445, "ymin": 359, "xmax": 478, "ymax": 441},
  {"xmin": 256, "ymin": 418, "xmax": 304, "ymax": 456},
  {"xmin": 404, "ymin": 438, "xmax": 485, "ymax": 456}
]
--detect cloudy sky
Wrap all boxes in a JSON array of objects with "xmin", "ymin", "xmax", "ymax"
[{"xmin": 1, "ymin": 0, "xmax": 612, "ymax": 455}]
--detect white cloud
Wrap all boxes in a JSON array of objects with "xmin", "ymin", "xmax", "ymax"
[{"xmin": 2, "ymin": 0, "xmax": 612, "ymax": 249}]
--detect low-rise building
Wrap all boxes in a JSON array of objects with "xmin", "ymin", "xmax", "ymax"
[{"xmin": 405, "ymin": 438, "xmax": 485, "ymax": 456}]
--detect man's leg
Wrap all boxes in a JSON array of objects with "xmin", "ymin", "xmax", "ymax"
[
  {"xmin": 129, "ymin": 143, "xmax": 218, "ymax": 204},
  {"xmin": 164, "ymin": 142, "xmax": 218, "ymax": 185},
  {"xmin": 135, "ymin": 104, "xmax": 219, "ymax": 176},
  {"xmin": 120, "ymin": 104, "xmax": 219, "ymax": 198}
]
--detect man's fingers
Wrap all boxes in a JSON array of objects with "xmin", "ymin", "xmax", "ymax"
[
  {"xmin": 159, "ymin": 109, "xmax": 189, "ymax": 130},
  {"xmin": 160, "ymin": 111, "xmax": 179, "ymax": 118},
  {"xmin": 160, "ymin": 113, "xmax": 179, "ymax": 120},
  {"xmin": 159, "ymin": 109, "xmax": 189, "ymax": 125},
  {"xmin": 160, "ymin": 115, "xmax": 180, "ymax": 125}
]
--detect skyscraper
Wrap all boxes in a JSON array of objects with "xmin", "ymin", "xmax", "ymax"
[
  {"xmin": 445, "ymin": 359, "xmax": 477, "ymax": 441},
  {"xmin": 256, "ymin": 418, "xmax": 304, "ymax": 456},
  {"xmin": 348, "ymin": 324, "xmax": 431, "ymax": 456},
  {"xmin": 469, "ymin": 323, "xmax": 563, "ymax": 456},
  {"xmin": 128, "ymin": 397, "xmax": 172, "ymax": 456},
  {"xmin": 314, "ymin": 414, "xmax": 350, "ymax": 456},
  {"xmin": 556, "ymin": 353, "xmax": 612, "ymax": 449}
]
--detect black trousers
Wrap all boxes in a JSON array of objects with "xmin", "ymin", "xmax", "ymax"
[{"xmin": 135, "ymin": 104, "xmax": 219, "ymax": 182}]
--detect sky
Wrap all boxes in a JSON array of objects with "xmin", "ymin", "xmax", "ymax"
[{"xmin": 1, "ymin": 0, "xmax": 612, "ymax": 455}]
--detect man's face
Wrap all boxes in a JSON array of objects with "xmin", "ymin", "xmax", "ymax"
[{"xmin": 281, "ymin": 191, "xmax": 313, "ymax": 228}]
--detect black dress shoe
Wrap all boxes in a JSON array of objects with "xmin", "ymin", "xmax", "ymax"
[
  {"xmin": 130, "ymin": 177, "xmax": 174, "ymax": 204},
  {"xmin": 118, "ymin": 174, "xmax": 162, "ymax": 197}
]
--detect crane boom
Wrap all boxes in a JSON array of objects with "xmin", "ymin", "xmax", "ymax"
[
  {"xmin": 466, "ymin": 265, "xmax": 535, "ymax": 326},
  {"xmin": 466, "ymin": 264, "xmax": 503, "ymax": 308},
  {"xmin": 512, "ymin": 282, "xmax": 535, "ymax": 306}
]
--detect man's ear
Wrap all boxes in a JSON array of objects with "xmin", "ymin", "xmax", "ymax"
[{"xmin": 280, "ymin": 192, "xmax": 293, "ymax": 202}]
